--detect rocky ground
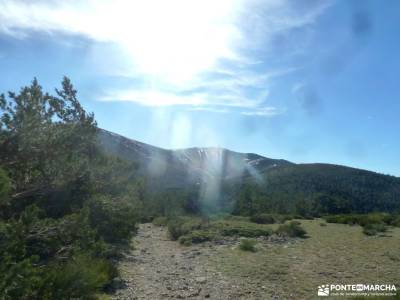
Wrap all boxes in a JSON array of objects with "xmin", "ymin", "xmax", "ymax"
[
  {"xmin": 111, "ymin": 220, "xmax": 400, "ymax": 300},
  {"xmin": 112, "ymin": 223, "xmax": 278, "ymax": 300}
]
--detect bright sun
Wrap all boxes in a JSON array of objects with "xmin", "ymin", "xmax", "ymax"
[
  {"xmin": 1, "ymin": 0, "xmax": 242, "ymax": 83},
  {"xmin": 101, "ymin": 0, "xmax": 241, "ymax": 83}
]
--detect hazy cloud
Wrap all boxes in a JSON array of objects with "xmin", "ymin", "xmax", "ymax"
[
  {"xmin": 241, "ymin": 107, "xmax": 283, "ymax": 117},
  {"xmin": 0, "ymin": 0, "xmax": 332, "ymax": 111}
]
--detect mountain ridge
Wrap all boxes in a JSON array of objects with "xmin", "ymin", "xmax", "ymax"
[
  {"xmin": 98, "ymin": 128, "xmax": 397, "ymax": 179},
  {"xmin": 98, "ymin": 128, "xmax": 400, "ymax": 214},
  {"xmin": 98, "ymin": 128, "xmax": 294, "ymax": 187}
]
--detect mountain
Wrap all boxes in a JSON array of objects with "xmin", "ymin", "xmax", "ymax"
[
  {"xmin": 98, "ymin": 128, "xmax": 292, "ymax": 188},
  {"xmin": 98, "ymin": 128, "xmax": 400, "ymax": 214}
]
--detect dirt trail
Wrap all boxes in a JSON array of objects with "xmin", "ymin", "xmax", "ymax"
[{"xmin": 112, "ymin": 223, "xmax": 263, "ymax": 300}]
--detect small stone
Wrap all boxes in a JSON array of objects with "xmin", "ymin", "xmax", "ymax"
[{"xmin": 196, "ymin": 277, "xmax": 207, "ymax": 284}]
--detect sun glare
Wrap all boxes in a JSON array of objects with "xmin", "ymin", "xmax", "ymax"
[{"xmin": 103, "ymin": 0, "xmax": 241, "ymax": 83}]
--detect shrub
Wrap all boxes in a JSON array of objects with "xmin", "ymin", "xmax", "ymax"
[
  {"xmin": 0, "ymin": 210, "xmax": 117, "ymax": 299},
  {"xmin": 324, "ymin": 213, "xmax": 394, "ymax": 227},
  {"xmin": 40, "ymin": 254, "xmax": 116, "ymax": 299},
  {"xmin": 362, "ymin": 223, "xmax": 387, "ymax": 236},
  {"xmin": 178, "ymin": 230, "xmax": 214, "ymax": 246},
  {"xmin": 320, "ymin": 222, "xmax": 327, "ymax": 226},
  {"xmin": 250, "ymin": 214, "xmax": 297, "ymax": 224},
  {"xmin": 324, "ymin": 213, "xmax": 398, "ymax": 235},
  {"xmin": 0, "ymin": 168, "xmax": 10, "ymax": 205},
  {"xmin": 276, "ymin": 221, "xmax": 307, "ymax": 238},
  {"xmin": 275, "ymin": 214, "xmax": 296, "ymax": 223},
  {"xmin": 390, "ymin": 215, "xmax": 400, "ymax": 227},
  {"xmin": 216, "ymin": 221, "xmax": 273, "ymax": 237},
  {"xmin": 239, "ymin": 239, "xmax": 257, "ymax": 252},
  {"xmin": 86, "ymin": 196, "xmax": 137, "ymax": 244},
  {"xmin": 167, "ymin": 218, "xmax": 186, "ymax": 240},
  {"xmin": 152, "ymin": 216, "xmax": 168, "ymax": 226},
  {"xmin": 225, "ymin": 215, "xmax": 251, "ymax": 222},
  {"xmin": 167, "ymin": 217, "xmax": 202, "ymax": 240},
  {"xmin": 250, "ymin": 214, "xmax": 276, "ymax": 224}
]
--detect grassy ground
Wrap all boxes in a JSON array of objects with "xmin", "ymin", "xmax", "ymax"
[{"xmin": 205, "ymin": 219, "xmax": 400, "ymax": 299}]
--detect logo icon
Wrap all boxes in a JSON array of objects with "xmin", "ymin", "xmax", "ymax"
[
  {"xmin": 356, "ymin": 284, "xmax": 364, "ymax": 292},
  {"xmin": 318, "ymin": 285, "xmax": 330, "ymax": 296}
]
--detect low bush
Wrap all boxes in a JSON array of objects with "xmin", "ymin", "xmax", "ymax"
[
  {"xmin": 178, "ymin": 230, "xmax": 215, "ymax": 246},
  {"xmin": 167, "ymin": 218, "xmax": 186, "ymax": 240},
  {"xmin": 216, "ymin": 221, "xmax": 273, "ymax": 238},
  {"xmin": 324, "ymin": 213, "xmax": 398, "ymax": 235},
  {"xmin": 220, "ymin": 214, "xmax": 250, "ymax": 222},
  {"xmin": 239, "ymin": 239, "xmax": 257, "ymax": 252},
  {"xmin": 389, "ymin": 215, "xmax": 400, "ymax": 227},
  {"xmin": 250, "ymin": 214, "xmax": 276, "ymax": 224},
  {"xmin": 250, "ymin": 214, "xmax": 298, "ymax": 224},
  {"xmin": 276, "ymin": 221, "xmax": 307, "ymax": 238},
  {"xmin": 168, "ymin": 217, "xmax": 274, "ymax": 243},
  {"xmin": 86, "ymin": 196, "xmax": 137, "ymax": 245},
  {"xmin": 276, "ymin": 214, "xmax": 296, "ymax": 223},
  {"xmin": 167, "ymin": 217, "xmax": 202, "ymax": 240},
  {"xmin": 40, "ymin": 254, "xmax": 117, "ymax": 299},
  {"xmin": 324, "ymin": 213, "xmax": 394, "ymax": 227},
  {"xmin": 362, "ymin": 223, "xmax": 387, "ymax": 236},
  {"xmin": 152, "ymin": 216, "xmax": 168, "ymax": 226}
]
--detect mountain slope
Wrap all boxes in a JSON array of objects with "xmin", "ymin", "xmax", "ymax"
[
  {"xmin": 98, "ymin": 129, "xmax": 292, "ymax": 188},
  {"xmin": 98, "ymin": 128, "xmax": 400, "ymax": 214},
  {"xmin": 228, "ymin": 162, "xmax": 400, "ymax": 214}
]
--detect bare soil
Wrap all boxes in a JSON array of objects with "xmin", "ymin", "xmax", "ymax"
[{"xmin": 112, "ymin": 223, "xmax": 272, "ymax": 300}]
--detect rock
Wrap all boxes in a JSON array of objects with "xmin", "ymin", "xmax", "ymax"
[
  {"xmin": 189, "ymin": 288, "xmax": 201, "ymax": 297},
  {"xmin": 109, "ymin": 277, "xmax": 125, "ymax": 291},
  {"xmin": 196, "ymin": 276, "xmax": 207, "ymax": 284}
]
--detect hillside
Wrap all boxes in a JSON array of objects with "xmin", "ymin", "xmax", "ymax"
[
  {"xmin": 98, "ymin": 129, "xmax": 400, "ymax": 215},
  {"xmin": 98, "ymin": 129, "xmax": 292, "ymax": 188}
]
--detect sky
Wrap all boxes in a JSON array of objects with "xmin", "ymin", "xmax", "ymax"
[{"xmin": 0, "ymin": 0, "xmax": 399, "ymax": 176}]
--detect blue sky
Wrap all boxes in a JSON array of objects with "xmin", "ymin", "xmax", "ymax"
[{"xmin": 0, "ymin": 0, "xmax": 399, "ymax": 176}]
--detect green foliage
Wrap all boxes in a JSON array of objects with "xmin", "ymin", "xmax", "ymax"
[
  {"xmin": 214, "ymin": 220, "xmax": 273, "ymax": 238},
  {"xmin": 323, "ymin": 213, "xmax": 399, "ymax": 236},
  {"xmin": 178, "ymin": 230, "xmax": 214, "ymax": 245},
  {"xmin": 362, "ymin": 223, "xmax": 387, "ymax": 236},
  {"xmin": 324, "ymin": 213, "xmax": 393, "ymax": 226},
  {"xmin": 249, "ymin": 213, "xmax": 297, "ymax": 224},
  {"xmin": 167, "ymin": 217, "xmax": 202, "ymax": 240},
  {"xmin": 250, "ymin": 213, "xmax": 276, "ymax": 224},
  {"xmin": 0, "ymin": 78, "xmax": 140, "ymax": 298},
  {"xmin": 276, "ymin": 221, "xmax": 307, "ymax": 238},
  {"xmin": 0, "ymin": 168, "xmax": 10, "ymax": 205},
  {"xmin": 86, "ymin": 196, "xmax": 137, "ymax": 244},
  {"xmin": 40, "ymin": 254, "xmax": 116, "ymax": 300},
  {"xmin": 167, "ymin": 216, "xmax": 273, "ymax": 245},
  {"xmin": 239, "ymin": 239, "xmax": 257, "ymax": 252},
  {"xmin": 228, "ymin": 164, "xmax": 400, "ymax": 217},
  {"xmin": 391, "ymin": 215, "xmax": 400, "ymax": 227},
  {"xmin": 152, "ymin": 216, "xmax": 168, "ymax": 226}
]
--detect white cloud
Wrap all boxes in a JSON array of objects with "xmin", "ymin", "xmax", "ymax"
[
  {"xmin": 241, "ymin": 107, "xmax": 283, "ymax": 117},
  {"xmin": 0, "ymin": 0, "xmax": 332, "ymax": 111},
  {"xmin": 187, "ymin": 107, "xmax": 229, "ymax": 114},
  {"xmin": 100, "ymin": 88, "xmax": 263, "ymax": 108}
]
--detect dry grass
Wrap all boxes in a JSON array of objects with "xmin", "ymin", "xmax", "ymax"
[{"xmin": 206, "ymin": 219, "xmax": 400, "ymax": 299}]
